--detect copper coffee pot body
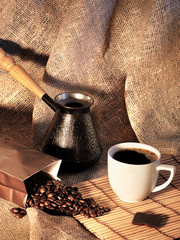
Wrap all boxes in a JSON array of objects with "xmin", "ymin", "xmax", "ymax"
[{"xmin": 0, "ymin": 48, "xmax": 102, "ymax": 171}]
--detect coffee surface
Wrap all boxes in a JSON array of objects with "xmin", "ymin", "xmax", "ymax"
[
  {"xmin": 65, "ymin": 102, "xmax": 84, "ymax": 108},
  {"xmin": 113, "ymin": 149, "xmax": 157, "ymax": 165}
]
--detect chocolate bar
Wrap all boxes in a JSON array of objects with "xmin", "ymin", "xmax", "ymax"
[{"xmin": 132, "ymin": 212, "xmax": 162, "ymax": 228}]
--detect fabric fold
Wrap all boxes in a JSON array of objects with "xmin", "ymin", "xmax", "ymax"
[{"xmin": 27, "ymin": 208, "xmax": 97, "ymax": 240}]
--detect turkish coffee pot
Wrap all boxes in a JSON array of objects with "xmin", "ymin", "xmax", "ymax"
[{"xmin": 0, "ymin": 48, "xmax": 102, "ymax": 171}]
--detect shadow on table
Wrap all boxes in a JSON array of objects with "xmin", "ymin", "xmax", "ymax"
[{"xmin": 143, "ymin": 210, "xmax": 169, "ymax": 228}]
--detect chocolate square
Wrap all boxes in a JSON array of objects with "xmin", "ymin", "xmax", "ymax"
[{"xmin": 132, "ymin": 212, "xmax": 162, "ymax": 228}]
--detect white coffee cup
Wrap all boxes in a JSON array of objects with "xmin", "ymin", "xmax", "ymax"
[{"xmin": 108, "ymin": 142, "xmax": 176, "ymax": 202}]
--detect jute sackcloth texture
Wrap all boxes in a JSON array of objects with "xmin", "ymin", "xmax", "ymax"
[
  {"xmin": 0, "ymin": 0, "xmax": 179, "ymax": 239},
  {"xmin": 124, "ymin": 0, "xmax": 180, "ymax": 155},
  {"xmin": 0, "ymin": 0, "xmax": 71, "ymax": 146}
]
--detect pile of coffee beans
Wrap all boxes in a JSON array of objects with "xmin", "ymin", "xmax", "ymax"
[{"xmin": 10, "ymin": 171, "xmax": 110, "ymax": 219}]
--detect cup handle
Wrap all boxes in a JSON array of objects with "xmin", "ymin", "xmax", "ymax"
[{"xmin": 152, "ymin": 164, "xmax": 176, "ymax": 193}]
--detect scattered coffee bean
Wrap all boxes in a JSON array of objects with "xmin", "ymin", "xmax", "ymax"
[
  {"xmin": 10, "ymin": 172, "xmax": 111, "ymax": 219},
  {"xmin": 10, "ymin": 207, "xmax": 27, "ymax": 219}
]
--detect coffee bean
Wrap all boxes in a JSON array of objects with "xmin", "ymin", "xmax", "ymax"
[
  {"xmin": 66, "ymin": 201, "xmax": 72, "ymax": 206},
  {"xmin": 91, "ymin": 202, "xmax": 97, "ymax": 208},
  {"xmin": 55, "ymin": 200, "xmax": 63, "ymax": 205},
  {"xmin": 80, "ymin": 210, "xmax": 86, "ymax": 216},
  {"xmin": 78, "ymin": 206, "xmax": 84, "ymax": 212},
  {"xmin": 44, "ymin": 200, "xmax": 51, "ymax": 206},
  {"xmin": 68, "ymin": 195, "xmax": 74, "ymax": 202},
  {"xmin": 34, "ymin": 195, "xmax": 40, "ymax": 200},
  {"xmin": 10, "ymin": 208, "xmax": 19, "ymax": 214},
  {"xmin": 39, "ymin": 203, "xmax": 45, "ymax": 208},
  {"xmin": 59, "ymin": 207, "xmax": 65, "ymax": 213},
  {"xmin": 51, "ymin": 203, "xmax": 57, "ymax": 208},
  {"xmin": 47, "ymin": 193, "xmax": 54, "ymax": 198},
  {"xmin": 97, "ymin": 210, "xmax": 104, "ymax": 216},
  {"xmin": 69, "ymin": 206, "xmax": 74, "ymax": 211},
  {"xmin": 65, "ymin": 209, "xmax": 72, "ymax": 216},
  {"xmin": 20, "ymin": 209, "xmax": 27, "ymax": 215},
  {"xmin": 84, "ymin": 213, "xmax": 90, "ymax": 219},
  {"xmin": 10, "ymin": 207, "xmax": 27, "ymax": 219},
  {"xmin": 53, "ymin": 179, "xmax": 61, "ymax": 186},
  {"xmin": 15, "ymin": 213, "xmax": 24, "ymax": 219},
  {"xmin": 72, "ymin": 210, "xmax": 79, "ymax": 216},
  {"xmin": 39, "ymin": 187, "xmax": 47, "ymax": 194},
  {"xmin": 49, "ymin": 206, "xmax": 56, "ymax": 210},
  {"xmin": 83, "ymin": 207, "xmax": 89, "ymax": 213},
  {"xmin": 48, "ymin": 197, "xmax": 56, "ymax": 202},
  {"xmin": 62, "ymin": 204, "xmax": 67, "ymax": 208},
  {"xmin": 29, "ymin": 199, "xmax": 33, "ymax": 206},
  {"xmin": 40, "ymin": 195, "xmax": 47, "ymax": 202},
  {"xmin": 79, "ymin": 199, "xmax": 85, "ymax": 205},
  {"xmin": 89, "ymin": 209, "xmax": 96, "ymax": 217},
  {"xmin": 105, "ymin": 207, "xmax": 111, "ymax": 212}
]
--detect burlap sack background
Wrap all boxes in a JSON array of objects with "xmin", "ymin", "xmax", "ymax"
[
  {"xmin": 0, "ymin": 0, "xmax": 72, "ymax": 146},
  {"xmin": 0, "ymin": 0, "xmax": 179, "ymax": 240}
]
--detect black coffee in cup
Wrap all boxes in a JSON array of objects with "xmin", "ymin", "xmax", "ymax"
[{"xmin": 113, "ymin": 148, "xmax": 158, "ymax": 165}]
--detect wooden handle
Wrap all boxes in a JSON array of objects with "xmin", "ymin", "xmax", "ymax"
[{"xmin": 0, "ymin": 48, "xmax": 46, "ymax": 99}]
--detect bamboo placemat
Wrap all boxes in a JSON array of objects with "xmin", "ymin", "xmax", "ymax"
[{"xmin": 74, "ymin": 155, "xmax": 180, "ymax": 240}]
